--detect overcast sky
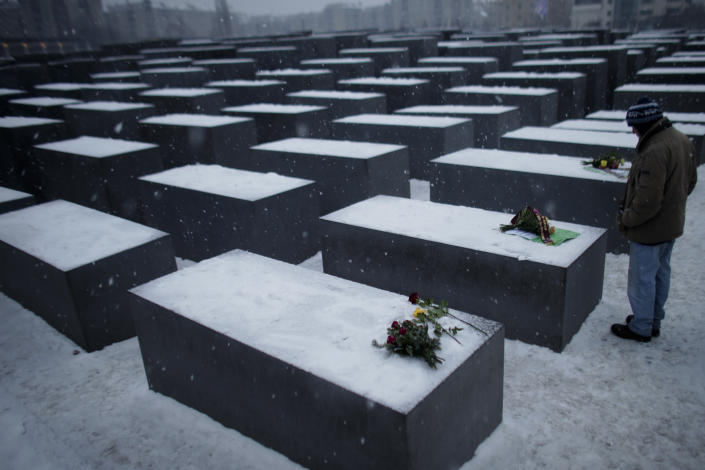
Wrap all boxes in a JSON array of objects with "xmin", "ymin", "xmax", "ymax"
[{"xmin": 104, "ymin": 0, "xmax": 391, "ymax": 17}]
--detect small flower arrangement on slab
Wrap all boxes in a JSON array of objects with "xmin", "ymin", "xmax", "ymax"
[
  {"xmin": 373, "ymin": 292, "xmax": 486, "ymax": 369},
  {"xmin": 583, "ymin": 150, "xmax": 628, "ymax": 178},
  {"xmin": 500, "ymin": 205, "xmax": 580, "ymax": 247}
]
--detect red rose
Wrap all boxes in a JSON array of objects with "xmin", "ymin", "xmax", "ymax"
[
  {"xmin": 399, "ymin": 327, "xmax": 407, "ymax": 335},
  {"xmin": 387, "ymin": 335, "xmax": 396, "ymax": 344},
  {"xmin": 408, "ymin": 292, "xmax": 419, "ymax": 304},
  {"xmin": 391, "ymin": 321, "xmax": 400, "ymax": 329}
]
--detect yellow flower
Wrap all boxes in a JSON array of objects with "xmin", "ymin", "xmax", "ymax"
[
  {"xmin": 600, "ymin": 160, "xmax": 607, "ymax": 168},
  {"xmin": 413, "ymin": 307, "xmax": 426, "ymax": 318}
]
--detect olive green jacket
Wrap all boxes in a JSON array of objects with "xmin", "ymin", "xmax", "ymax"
[{"xmin": 619, "ymin": 118, "xmax": 698, "ymax": 244}]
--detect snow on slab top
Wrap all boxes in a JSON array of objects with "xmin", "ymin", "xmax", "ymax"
[
  {"xmin": 138, "ymin": 58, "xmax": 191, "ymax": 66},
  {"xmin": 616, "ymin": 83, "xmax": 705, "ymax": 92},
  {"xmin": 338, "ymin": 77, "xmax": 429, "ymax": 86},
  {"xmin": 140, "ymin": 88, "xmax": 221, "ymax": 97},
  {"xmin": 251, "ymin": 137, "xmax": 405, "ymax": 158},
  {"xmin": 542, "ymin": 45, "xmax": 629, "ymax": 52},
  {"xmin": 35, "ymin": 82, "xmax": 88, "ymax": 91},
  {"xmin": 10, "ymin": 96, "xmax": 81, "ymax": 107},
  {"xmin": 513, "ymin": 58, "xmax": 605, "ymax": 66},
  {"xmin": 339, "ymin": 47, "xmax": 408, "ymax": 53},
  {"xmin": 396, "ymin": 104, "xmax": 517, "ymax": 115},
  {"xmin": 206, "ymin": 79, "xmax": 285, "ymax": 87},
  {"xmin": 287, "ymin": 89, "xmax": 384, "ymax": 100},
  {"xmin": 636, "ymin": 67, "xmax": 705, "ymax": 75},
  {"xmin": 140, "ymin": 113, "xmax": 252, "ymax": 127},
  {"xmin": 657, "ymin": 57, "xmax": 705, "ymax": 63},
  {"xmin": 484, "ymin": 71, "xmax": 585, "ymax": 79},
  {"xmin": 418, "ymin": 56, "xmax": 497, "ymax": 64},
  {"xmin": 0, "ymin": 116, "xmax": 62, "ymax": 128},
  {"xmin": 64, "ymin": 101, "xmax": 154, "ymax": 112},
  {"xmin": 0, "ymin": 88, "xmax": 25, "ymax": 96},
  {"xmin": 141, "ymin": 67, "xmax": 205, "ymax": 74},
  {"xmin": 432, "ymin": 148, "xmax": 627, "ymax": 182},
  {"xmin": 0, "ymin": 200, "xmax": 167, "ymax": 271},
  {"xmin": 139, "ymin": 164, "xmax": 312, "ymax": 201},
  {"xmin": 237, "ymin": 46, "xmax": 297, "ymax": 52},
  {"xmin": 256, "ymin": 68, "xmax": 331, "ymax": 76},
  {"xmin": 503, "ymin": 126, "xmax": 636, "ymax": 148},
  {"xmin": 84, "ymin": 82, "xmax": 151, "ymax": 91},
  {"xmin": 90, "ymin": 72, "xmax": 141, "ymax": 79},
  {"xmin": 382, "ymin": 66, "xmax": 465, "ymax": 73},
  {"xmin": 441, "ymin": 41, "xmax": 517, "ymax": 48},
  {"xmin": 334, "ymin": 113, "xmax": 470, "ymax": 128},
  {"xmin": 129, "ymin": 249, "xmax": 492, "ymax": 413},
  {"xmin": 35, "ymin": 136, "xmax": 157, "ymax": 158},
  {"xmin": 222, "ymin": 103, "xmax": 326, "ymax": 114},
  {"xmin": 0, "ymin": 186, "xmax": 32, "ymax": 203},
  {"xmin": 553, "ymin": 119, "xmax": 705, "ymax": 136},
  {"xmin": 193, "ymin": 58, "xmax": 254, "ymax": 65},
  {"xmin": 446, "ymin": 85, "xmax": 556, "ymax": 96},
  {"xmin": 322, "ymin": 195, "xmax": 605, "ymax": 268},
  {"xmin": 300, "ymin": 57, "xmax": 373, "ymax": 65}
]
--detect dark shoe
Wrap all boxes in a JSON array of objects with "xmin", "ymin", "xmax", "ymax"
[
  {"xmin": 611, "ymin": 323, "xmax": 651, "ymax": 342},
  {"xmin": 625, "ymin": 315, "xmax": 660, "ymax": 337}
]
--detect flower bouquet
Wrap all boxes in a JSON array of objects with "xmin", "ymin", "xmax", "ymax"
[
  {"xmin": 583, "ymin": 150, "xmax": 627, "ymax": 178},
  {"xmin": 373, "ymin": 292, "xmax": 486, "ymax": 369},
  {"xmin": 499, "ymin": 205, "xmax": 555, "ymax": 245}
]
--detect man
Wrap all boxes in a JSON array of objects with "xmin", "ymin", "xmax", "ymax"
[{"xmin": 611, "ymin": 97, "xmax": 698, "ymax": 342}]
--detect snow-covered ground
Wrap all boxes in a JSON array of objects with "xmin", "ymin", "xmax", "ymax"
[{"xmin": 1, "ymin": 168, "xmax": 703, "ymax": 469}]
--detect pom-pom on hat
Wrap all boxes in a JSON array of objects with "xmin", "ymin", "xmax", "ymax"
[{"xmin": 626, "ymin": 96, "xmax": 663, "ymax": 126}]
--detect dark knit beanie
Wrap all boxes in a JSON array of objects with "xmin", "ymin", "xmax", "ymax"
[{"xmin": 626, "ymin": 97, "xmax": 663, "ymax": 126}]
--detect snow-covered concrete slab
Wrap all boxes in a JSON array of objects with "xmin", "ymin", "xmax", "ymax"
[
  {"xmin": 300, "ymin": 57, "xmax": 375, "ymax": 79},
  {"xmin": 286, "ymin": 89, "xmax": 386, "ymax": 120},
  {"xmin": 138, "ymin": 165, "xmax": 318, "ymax": 262},
  {"xmin": 222, "ymin": 103, "xmax": 330, "ymax": 142},
  {"xmin": 331, "ymin": 113, "xmax": 473, "ymax": 178},
  {"xmin": 429, "ymin": 148, "xmax": 628, "ymax": 253},
  {"xmin": 62, "ymin": 101, "xmax": 156, "ymax": 139},
  {"xmin": 613, "ymin": 83, "xmax": 705, "ymax": 112},
  {"xmin": 0, "ymin": 200, "xmax": 176, "ymax": 351},
  {"xmin": 138, "ymin": 87, "xmax": 225, "ymax": 114},
  {"xmin": 256, "ymin": 68, "xmax": 335, "ymax": 92},
  {"xmin": 206, "ymin": 79, "xmax": 287, "ymax": 106},
  {"xmin": 129, "ymin": 249, "xmax": 503, "ymax": 470},
  {"xmin": 417, "ymin": 56, "xmax": 499, "ymax": 82},
  {"xmin": 0, "ymin": 186, "xmax": 34, "ymax": 214},
  {"xmin": 247, "ymin": 137, "xmax": 409, "ymax": 214},
  {"xmin": 8, "ymin": 96, "xmax": 82, "ymax": 119},
  {"xmin": 192, "ymin": 58, "xmax": 256, "ymax": 80},
  {"xmin": 338, "ymin": 47, "xmax": 410, "ymax": 74},
  {"xmin": 321, "ymin": 195, "xmax": 607, "ymax": 351}
]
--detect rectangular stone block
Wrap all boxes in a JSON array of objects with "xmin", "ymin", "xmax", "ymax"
[
  {"xmin": 627, "ymin": 50, "xmax": 647, "ymax": 82},
  {"xmin": 138, "ymin": 88, "xmax": 225, "ymax": 114},
  {"xmin": 96, "ymin": 54, "xmax": 145, "ymax": 73},
  {"xmin": 482, "ymin": 71, "xmax": 586, "ymax": 120},
  {"xmin": 338, "ymin": 47, "xmax": 410, "ymax": 74},
  {"xmin": 0, "ymin": 200, "xmax": 176, "ymax": 351},
  {"xmin": 437, "ymin": 41, "xmax": 523, "ymax": 69},
  {"xmin": 139, "ymin": 113, "xmax": 257, "ymax": 168},
  {"xmin": 8, "ymin": 96, "xmax": 82, "ymax": 119},
  {"xmin": 256, "ymin": 69, "xmax": 335, "ymax": 92},
  {"xmin": 0, "ymin": 116, "xmax": 68, "ymax": 192},
  {"xmin": 381, "ymin": 66, "xmax": 466, "ymax": 103},
  {"xmin": 395, "ymin": 104, "xmax": 521, "ymax": 149},
  {"xmin": 128, "ymin": 249, "xmax": 503, "ymax": 470},
  {"xmin": 140, "ymin": 67, "xmax": 209, "ymax": 88},
  {"xmin": 277, "ymin": 36, "xmax": 338, "ymax": 60},
  {"xmin": 236, "ymin": 46, "xmax": 300, "ymax": 69},
  {"xmin": 655, "ymin": 56, "xmax": 705, "ymax": 68},
  {"xmin": 80, "ymin": 82, "xmax": 152, "ymax": 102},
  {"xmin": 512, "ymin": 58, "xmax": 608, "ymax": 114},
  {"xmin": 535, "ymin": 45, "xmax": 629, "ymax": 107},
  {"xmin": 286, "ymin": 90, "xmax": 387, "ymax": 120},
  {"xmin": 34, "ymin": 82, "xmax": 87, "ymax": 100},
  {"xmin": 613, "ymin": 84, "xmax": 705, "ymax": 113},
  {"xmin": 245, "ymin": 137, "xmax": 409, "ymax": 214},
  {"xmin": 63, "ymin": 101, "xmax": 157, "ymax": 139},
  {"xmin": 320, "ymin": 195, "xmax": 606, "ymax": 352},
  {"xmin": 138, "ymin": 57, "xmax": 192, "ymax": 70},
  {"xmin": 0, "ymin": 63, "xmax": 51, "ymax": 89},
  {"xmin": 331, "ymin": 113, "xmax": 473, "ymax": 178},
  {"xmin": 222, "ymin": 103, "xmax": 331, "ymax": 142},
  {"xmin": 587, "ymin": 109, "xmax": 705, "ymax": 126},
  {"xmin": 192, "ymin": 58, "xmax": 256, "ymax": 80},
  {"xmin": 206, "ymin": 79, "xmax": 287, "ymax": 106},
  {"xmin": 417, "ymin": 57, "xmax": 499, "ymax": 83},
  {"xmin": 0, "ymin": 186, "xmax": 34, "ymax": 214},
  {"xmin": 429, "ymin": 148, "xmax": 628, "ymax": 253},
  {"xmin": 635, "ymin": 66, "xmax": 705, "ymax": 85},
  {"xmin": 337, "ymin": 77, "xmax": 433, "ymax": 113},
  {"xmin": 138, "ymin": 165, "xmax": 319, "ymax": 263},
  {"xmin": 300, "ymin": 57, "xmax": 376, "ymax": 80},
  {"xmin": 178, "ymin": 45, "xmax": 237, "ymax": 60},
  {"xmin": 551, "ymin": 119, "xmax": 705, "ymax": 165},
  {"xmin": 500, "ymin": 126, "xmax": 637, "ymax": 161},
  {"xmin": 0, "ymin": 88, "xmax": 28, "ymax": 114},
  {"xmin": 368, "ymin": 36, "xmax": 439, "ymax": 63},
  {"xmin": 90, "ymin": 71, "xmax": 142, "ymax": 83},
  {"xmin": 33, "ymin": 136, "xmax": 163, "ymax": 220},
  {"xmin": 47, "ymin": 57, "xmax": 96, "ymax": 82},
  {"xmin": 443, "ymin": 85, "xmax": 559, "ymax": 127}
]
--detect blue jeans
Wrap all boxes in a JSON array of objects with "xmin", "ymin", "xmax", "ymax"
[{"xmin": 627, "ymin": 240, "xmax": 675, "ymax": 336}]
